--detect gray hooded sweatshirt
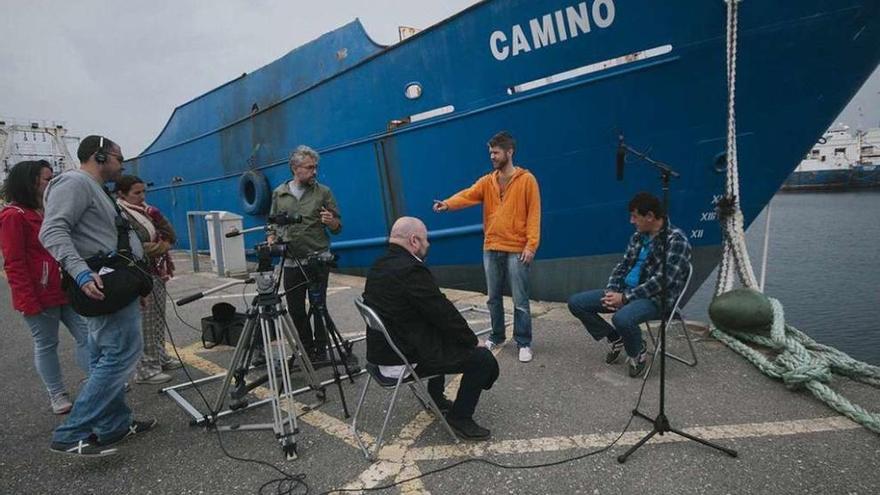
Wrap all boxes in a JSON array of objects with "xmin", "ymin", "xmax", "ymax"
[{"xmin": 39, "ymin": 170, "xmax": 144, "ymax": 280}]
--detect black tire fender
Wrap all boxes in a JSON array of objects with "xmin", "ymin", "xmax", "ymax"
[{"xmin": 239, "ymin": 169, "xmax": 271, "ymax": 215}]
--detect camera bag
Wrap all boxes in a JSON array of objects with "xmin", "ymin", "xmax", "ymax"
[{"xmin": 62, "ymin": 193, "xmax": 154, "ymax": 317}]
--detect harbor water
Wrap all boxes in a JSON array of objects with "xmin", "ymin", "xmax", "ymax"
[{"xmin": 687, "ymin": 190, "xmax": 880, "ymax": 365}]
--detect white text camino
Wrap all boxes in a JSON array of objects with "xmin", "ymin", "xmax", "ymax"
[{"xmin": 489, "ymin": 0, "xmax": 616, "ymax": 61}]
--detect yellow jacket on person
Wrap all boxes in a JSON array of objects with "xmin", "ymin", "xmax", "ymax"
[{"xmin": 444, "ymin": 167, "xmax": 541, "ymax": 253}]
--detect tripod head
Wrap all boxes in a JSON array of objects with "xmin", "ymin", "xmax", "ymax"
[{"xmin": 254, "ymin": 241, "xmax": 289, "ymax": 272}]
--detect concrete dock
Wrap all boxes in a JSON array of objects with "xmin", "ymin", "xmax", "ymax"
[{"xmin": 1, "ymin": 252, "xmax": 877, "ymax": 494}]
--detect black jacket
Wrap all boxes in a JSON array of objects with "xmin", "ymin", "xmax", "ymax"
[{"xmin": 363, "ymin": 245, "xmax": 478, "ymax": 369}]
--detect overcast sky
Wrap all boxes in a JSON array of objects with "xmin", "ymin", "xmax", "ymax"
[
  {"xmin": 0, "ymin": 0, "xmax": 479, "ymax": 155},
  {"xmin": 2, "ymin": 0, "xmax": 878, "ymax": 156}
]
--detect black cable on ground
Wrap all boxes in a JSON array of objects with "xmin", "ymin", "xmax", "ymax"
[
  {"xmin": 126, "ymin": 256, "xmax": 310, "ymax": 494},
  {"xmin": 138, "ymin": 254, "xmax": 654, "ymax": 494},
  {"xmin": 316, "ymin": 356, "xmax": 655, "ymax": 494}
]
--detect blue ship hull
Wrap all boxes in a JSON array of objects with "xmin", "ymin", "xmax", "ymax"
[
  {"xmin": 783, "ymin": 165, "xmax": 880, "ymax": 191},
  {"xmin": 128, "ymin": 0, "xmax": 880, "ymax": 301}
]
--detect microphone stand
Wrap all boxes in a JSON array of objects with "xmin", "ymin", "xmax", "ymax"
[{"xmin": 616, "ymin": 139, "xmax": 738, "ymax": 463}]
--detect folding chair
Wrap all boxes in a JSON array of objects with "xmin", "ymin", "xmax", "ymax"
[
  {"xmin": 351, "ymin": 297, "xmax": 459, "ymax": 460},
  {"xmin": 644, "ymin": 261, "xmax": 698, "ymax": 367}
]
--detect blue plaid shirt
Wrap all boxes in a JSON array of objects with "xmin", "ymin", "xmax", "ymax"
[{"xmin": 606, "ymin": 223, "xmax": 692, "ymax": 311}]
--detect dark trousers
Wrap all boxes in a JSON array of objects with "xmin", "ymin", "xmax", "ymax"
[
  {"xmin": 282, "ymin": 266, "xmax": 329, "ymax": 352},
  {"xmin": 420, "ymin": 347, "xmax": 499, "ymax": 420}
]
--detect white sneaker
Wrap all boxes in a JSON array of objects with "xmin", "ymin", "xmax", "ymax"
[
  {"xmin": 518, "ymin": 347, "xmax": 533, "ymax": 363},
  {"xmin": 50, "ymin": 392, "xmax": 73, "ymax": 415},
  {"xmin": 484, "ymin": 340, "xmax": 499, "ymax": 351},
  {"xmin": 134, "ymin": 372, "xmax": 173, "ymax": 385}
]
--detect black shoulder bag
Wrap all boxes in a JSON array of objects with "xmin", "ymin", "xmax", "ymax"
[{"xmin": 62, "ymin": 194, "xmax": 154, "ymax": 317}]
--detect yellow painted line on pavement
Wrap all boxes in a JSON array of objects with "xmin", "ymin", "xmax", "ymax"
[
  {"xmin": 340, "ymin": 337, "xmax": 495, "ymax": 492},
  {"xmin": 340, "ymin": 416, "xmax": 860, "ymax": 493},
  {"xmin": 167, "ymin": 331, "xmax": 863, "ymax": 495},
  {"xmin": 342, "ymin": 460, "xmax": 408, "ymax": 492},
  {"xmin": 170, "ymin": 341, "xmax": 375, "ymax": 450},
  {"xmin": 405, "ymin": 415, "xmax": 861, "ymax": 462}
]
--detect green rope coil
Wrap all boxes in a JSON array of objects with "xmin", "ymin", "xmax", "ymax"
[{"xmin": 710, "ymin": 298, "xmax": 880, "ymax": 434}]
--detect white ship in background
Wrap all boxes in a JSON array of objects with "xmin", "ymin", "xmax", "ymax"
[
  {"xmin": 782, "ymin": 124, "xmax": 880, "ymax": 191},
  {"xmin": 0, "ymin": 118, "xmax": 80, "ymax": 183}
]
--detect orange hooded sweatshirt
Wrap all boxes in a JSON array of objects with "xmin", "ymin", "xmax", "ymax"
[{"xmin": 444, "ymin": 167, "xmax": 541, "ymax": 253}]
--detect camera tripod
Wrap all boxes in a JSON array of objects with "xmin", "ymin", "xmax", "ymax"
[
  {"xmin": 301, "ymin": 258, "xmax": 360, "ymax": 418},
  {"xmin": 174, "ymin": 266, "xmax": 325, "ymax": 460}
]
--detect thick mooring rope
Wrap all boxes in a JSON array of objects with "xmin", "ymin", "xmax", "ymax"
[{"xmin": 711, "ymin": 0, "xmax": 880, "ymax": 434}]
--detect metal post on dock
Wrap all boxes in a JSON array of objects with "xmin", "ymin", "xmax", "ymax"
[
  {"xmin": 759, "ymin": 200, "xmax": 773, "ymax": 291},
  {"xmin": 211, "ymin": 213, "xmax": 225, "ymax": 277},
  {"xmin": 186, "ymin": 212, "xmax": 201, "ymax": 273},
  {"xmin": 186, "ymin": 210, "xmax": 226, "ymax": 276}
]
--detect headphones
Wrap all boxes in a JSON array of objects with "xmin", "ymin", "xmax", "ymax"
[{"xmin": 95, "ymin": 136, "xmax": 107, "ymax": 164}]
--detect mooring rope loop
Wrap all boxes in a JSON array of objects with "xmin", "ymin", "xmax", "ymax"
[{"xmin": 711, "ymin": 0, "xmax": 880, "ymax": 434}]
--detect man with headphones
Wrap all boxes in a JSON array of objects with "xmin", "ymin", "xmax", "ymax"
[{"xmin": 39, "ymin": 135, "xmax": 156, "ymax": 456}]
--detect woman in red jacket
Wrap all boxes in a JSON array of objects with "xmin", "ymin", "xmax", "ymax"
[{"xmin": 0, "ymin": 160, "xmax": 89, "ymax": 414}]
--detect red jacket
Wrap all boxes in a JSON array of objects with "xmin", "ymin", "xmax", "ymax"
[{"xmin": 0, "ymin": 204, "xmax": 67, "ymax": 315}]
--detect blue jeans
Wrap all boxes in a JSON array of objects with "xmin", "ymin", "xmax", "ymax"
[
  {"xmin": 23, "ymin": 305, "xmax": 90, "ymax": 396},
  {"xmin": 52, "ymin": 299, "xmax": 143, "ymax": 444},
  {"xmin": 483, "ymin": 250, "xmax": 532, "ymax": 348},
  {"xmin": 567, "ymin": 289, "xmax": 659, "ymax": 358}
]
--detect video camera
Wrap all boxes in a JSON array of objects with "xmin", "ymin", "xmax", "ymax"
[
  {"xmin": 253, "ymin": 240, "xmax": 338, "ymax": 272},
  {"xmin": 254, "ymin": 241, "xmax": 288, "ymax": 271},
  {"xmin": 306, "ymin": 250, "xmax": 338, "ymax": 268},
  {"xmin": 267, "ymin": 212, "xmax": 303, "ymax": 226}
]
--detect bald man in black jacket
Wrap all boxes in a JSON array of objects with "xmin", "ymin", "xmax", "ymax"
[{"xmin": 364, "ymin": 216, "xmax": 499, "ymax": 440}]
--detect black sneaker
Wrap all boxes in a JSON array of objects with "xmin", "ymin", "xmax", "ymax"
[
  {"xmin": 605, "ymin": 337, "xmax": 624, "ymax": 364},
  {"xmin": 431, "ymin": 396, "xmax": 454, "ymax": 414},
  {"xmin": 98, "ymin": 418, "xmax": 158, "ymax": 446},
  {"xmin": 627, "ymin": 347, "xmax": 648, "ymax": 378},
  {"xmin": 445, "ymin": 415, "xmax": 491, "ymax": 441},
  {"xmin": 50, "ymin": 440, "xmax": 118, "ymax": 457}
]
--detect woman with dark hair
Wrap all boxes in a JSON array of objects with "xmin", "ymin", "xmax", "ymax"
[
  {"xmin": 115, "ymin": 175, "xmax": 180, "ymax": 384},
  {"xmin": 0, "ymin": 161, "xmax": 89, "ymax": 414}
]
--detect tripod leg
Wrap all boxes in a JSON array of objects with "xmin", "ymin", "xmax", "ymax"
[
  {"xmin": 210, "ymin": 315, "xmax": 258, "ymax": 419},
  {"xmin": 667, "ymin": 427, "xmax": 738, "ymax": 457},
  {"xmin": 322, "ymin": 310, "xmax": 358, "ymax": 381},
  {"xmin": 315, "ymin": 310, "xmax": 351, "ymax": 418},
  {"xmin": 617, "ymin": 428, "xmax": 659, "ymax": 463},
  {"xmin": 279, "ymin": 311, "xmax": 325, "ymax": 400},
  {"xmin": 260, "ymin": 315, "xmax": 299, "ymax": 459}
]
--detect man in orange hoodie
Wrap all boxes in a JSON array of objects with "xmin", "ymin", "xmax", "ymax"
[{"xmin": 433, "ymin": 131, "xmax": 541, "ymax": 363}]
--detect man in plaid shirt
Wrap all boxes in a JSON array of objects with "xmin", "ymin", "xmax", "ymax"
[{"xmin": 567, "ymin": 192, "xmax": 692, "ymax": 378}]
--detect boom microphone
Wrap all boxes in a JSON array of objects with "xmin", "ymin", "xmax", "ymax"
[
  {"xmin": 176, "ymin": 292, "xmax": 204, "ymax": 306},
  {"xmin": 616, "ymin": 134, "xmax": 626, "ymax": 181}
]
